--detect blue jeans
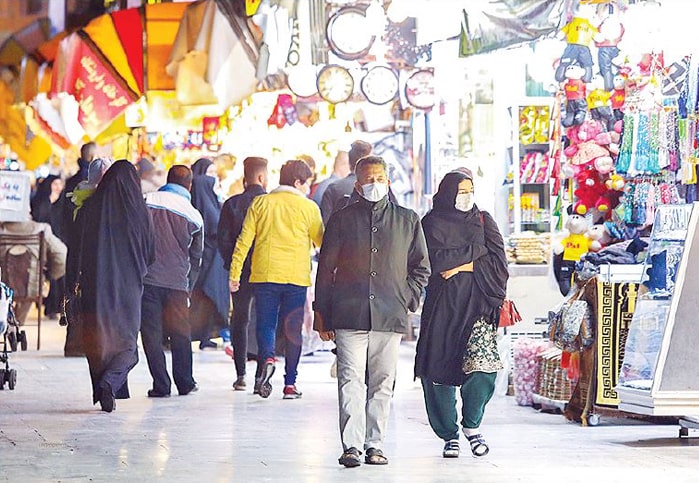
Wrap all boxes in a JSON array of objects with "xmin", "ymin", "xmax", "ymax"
[{"xmin": 253, "ymin": 283, "xmax": 307, "ymax": 385}]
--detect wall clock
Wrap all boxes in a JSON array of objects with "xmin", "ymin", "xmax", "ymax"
[
  {"xmin": 404, "ymin": 69, "xmax": 435, "ymax": 110},
  {"xmin": 317, "ymin": 64, "xmax": 354, "ymax": 104},
  {"xmin": 361, "ymin": 65, "xmax": 399, "ymax": 105},
  {"xmin": 286, "ymin": 66, "xmax": 318, "ymax": 98},
  {"xmin": 326, "ymin": 5, "xmax": 376, "ymax": 61}
]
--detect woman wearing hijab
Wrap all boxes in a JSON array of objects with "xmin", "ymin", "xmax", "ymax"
[
  {"xmin": 71, "ymin": 161, "xmax": 154, "ymax": 412},
  {"xmin": 190, "ymin": 158, "xmax": 230, "ymax": 349},
  {"xmin": 415, "ymin": 169, "xmax": 509, "ymax": 459},
  {"xmin": 31, "ymin": 175, "xmax": 65, "ymax": 318}
]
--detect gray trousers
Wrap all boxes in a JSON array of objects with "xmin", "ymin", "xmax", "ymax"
[{"xmin": 335, "ymin": 329, "xmax": 402, "ymax": 452}]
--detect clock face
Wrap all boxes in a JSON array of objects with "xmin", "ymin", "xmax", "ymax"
[
  {"xmin": 361, "ymin": 66, "xmax": 399, "ymax": 105},
  {"xmin": 286, "ymin": 66, "xmax": 318, "ymax": 98},
  {"xmin": 405, "ymin": 69, "xmax": 436, "ymax": 110},
  {"xmin": 317, "ymin": 65, "xmax": 354, "ymax": 104},
  {"xmin": 326, "ymin": 6, "xmax": 376, "ymax": 61}
]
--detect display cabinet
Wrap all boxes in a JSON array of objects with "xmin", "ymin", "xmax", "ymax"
[
  {"xmin": 510, "ymin": 97, "xmax": 554, "ymax": 235},
  {"xmin": 617, "ymin": 203, "xmax": 699, "ymax": 415}
]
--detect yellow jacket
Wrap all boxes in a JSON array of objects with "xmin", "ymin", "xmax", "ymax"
[{"xmin": 229, "ymin": 186, "xmax": 324, "ymax": 286}]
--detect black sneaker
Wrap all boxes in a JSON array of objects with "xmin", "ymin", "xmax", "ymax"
[
  {"xmin": 179, "ymin": 383, "xmax": 199, "ymax": 396},
  {"xmin": 257, "ymin": 358, "xmax": 275, "ymax": 399},
  {"xmin": 147, "ymin": 389, "xmax": 171, "ymax": 398},
  {"xmin": 338, "ymin": 447, "xmax": 361, "ymax": 468}
]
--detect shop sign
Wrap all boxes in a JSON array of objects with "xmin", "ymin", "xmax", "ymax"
[
  {"xmin": 0, "ymin": 171, "xmax": 31, "ymax": 222},
  {"xmin": 202, "ymin": 116, "xmax": 220, "ymax": 146},
  {"xmin": 61, "ymin": 36, "xmax": 136, "ymax": 139}
]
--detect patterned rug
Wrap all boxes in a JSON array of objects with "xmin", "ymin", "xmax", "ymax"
[{"xmin": 595, "ymin": 281, "xmax": 639, "ymax": 408}]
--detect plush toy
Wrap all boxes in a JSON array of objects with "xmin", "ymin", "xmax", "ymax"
[
  {"xmin": 594, "ymin": 11, "xmax": 625, "ymax": 91},
  {"xmin": 587, "ymin": 223, "xmax": 612, "ymax": 252},
  {"xmin": 554, "ymin": 5, "xmax": 598, "ymax": 84},
  {"xmin": 587, "ymin": 75, "xmax": 615, "ymax": 132},
  {"xmin": 610, "ymin": 72, "xmax": 627, "ymax": 124},
  {"xmin": 561, "ymin": 63, "xmax": 588, "ymax": 128},
  {"xmin": 573, "ymin": 168, "xmax": 608, "ymax": 215},
  {"xmin": 553, "ymin": 206, "xmax": 591, "ymax": 295},
  {"xmin": 605, "ymin": 173, "xmax": 625, "ymax": 191}
]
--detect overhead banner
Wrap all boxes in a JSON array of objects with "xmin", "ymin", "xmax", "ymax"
[
  {"xmin": 459, "ymin": 0, "xmax": 573, "ymax": 57},
  {"xmin": 55, "ymin": 34, "xmax": 137, "ymax": 139}
]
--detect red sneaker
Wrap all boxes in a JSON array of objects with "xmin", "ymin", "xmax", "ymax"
[
  {"xmin": 283, "ymin": 385, "xmax": 303, "ymax": 399},
  {"xmin": 224, "ymin": 345, "xmax": 234, "ymax": 358}
]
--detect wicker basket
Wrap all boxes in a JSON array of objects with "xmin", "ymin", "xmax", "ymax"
[{"xmin": 535, "ymin": 348, "xmax": 574, "ymax": 402}]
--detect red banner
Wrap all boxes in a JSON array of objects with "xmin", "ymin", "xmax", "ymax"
[{"xmin": 57, "ymin": 34, "xmax": 136, "ymax": 139}]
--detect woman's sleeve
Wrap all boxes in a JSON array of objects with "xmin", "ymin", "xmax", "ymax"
[{"xmin": 474, "ymin": 211, "xmax": 509, "ymax": 303}]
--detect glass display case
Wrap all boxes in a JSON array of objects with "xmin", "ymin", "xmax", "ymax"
[{"xmin": 617, "ymin": 203, "xmax": 699, "ymax": 415}]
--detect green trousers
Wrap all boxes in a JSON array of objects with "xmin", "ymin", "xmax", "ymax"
[{"xmin": 421, "ymin": 372, "xmax": 497, "ymax": 441}]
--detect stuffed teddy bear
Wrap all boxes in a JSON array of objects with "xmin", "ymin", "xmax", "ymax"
[
  {"xmin": 574, "ymin": 167, "xmax": 608, "ymax": 215},
  {"xmin": 610, "ymin": 72, "xmax": 627, "ymax": 125},
  {"xmin": 552, "ymin": 206, "xmax": 591, "ymax": 295},
  {"xmin": 561, "ymin": 63, "xmax": 588, "ymax": 128},
  {"xmin": 587, "ymin": 223, "xmax": 612, "ymax": 252},
  {"xmin": 554, "ymin": 4, "xmax": 598, "ymax": 84}
]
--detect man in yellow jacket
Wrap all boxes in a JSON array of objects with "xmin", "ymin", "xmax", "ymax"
[{"xmin": 229, "ymin": 160, "xmax": 323, "ymax": 399}]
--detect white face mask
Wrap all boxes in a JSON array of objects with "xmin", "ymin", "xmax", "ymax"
[
  {"xmin": 361, "ymin": 182, "xmax": 389, "ymax": 202},
  {"xmin": 455, "ymin": 193, "xmax": 474, "ymax": 212}
]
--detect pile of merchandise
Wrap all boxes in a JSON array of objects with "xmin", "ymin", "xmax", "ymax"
[{"xmin": 507, "ymin": 232, "xmax": 551, "ymax": 264}]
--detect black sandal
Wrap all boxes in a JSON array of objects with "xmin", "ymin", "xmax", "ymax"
[
  {"xmin": 364, "ymin": 447, "xmax": 388, "ymax": 465},
  {"xmin": 466, "ymin": 434, "xmax": 489, "ymax": 457},
  {"xmin": 338, "ymin": 447, "xmax": 361, "ymax": 468},
  {"xmin": 442, "ymin": 439, "xmax": 460, "ymax": 458}
]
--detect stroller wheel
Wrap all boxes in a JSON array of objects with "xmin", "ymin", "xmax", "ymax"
[
  {"xmin": 0, "ymin": 369, "xmax": 5, "ymax": 390},
  {"xmin": 7, "ymin": 369, "xmax": 16, "ymax": 390},
  {"xmin": 19, "ymin": 331, "xmax": 27, "ymax": 351},
  {"xmin": 7, "ymin": 331, "xmax": 17, "ymax": 352}
]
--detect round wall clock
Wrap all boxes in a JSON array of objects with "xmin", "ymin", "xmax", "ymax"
[
  {"xmin": 317, "ymin": 64, "xmax": 354, "ymax": 104},
  {"xmin": 361, "ymin": 65, "xmax": 399, "ymax": 105},
  {"xmin": 326, "ymin": 5, "xmax": 376, "ymax": 61},
  {"xmin": 405, "ymin": 69, "xmax": 436, "ymax": 110},
  {"xmin": 286, "ymin": 66, "xmax": 318, "ymax": 98}
]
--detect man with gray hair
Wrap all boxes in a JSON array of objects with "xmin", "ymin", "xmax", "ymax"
[{"xmin": 315, "ymin": 155, "xmax": 430, "ymax": 467}]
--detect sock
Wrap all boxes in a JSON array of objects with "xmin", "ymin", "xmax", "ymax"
[{"xmin": 463, "ymin": 427, "xmax": 480, "ymax": 437}]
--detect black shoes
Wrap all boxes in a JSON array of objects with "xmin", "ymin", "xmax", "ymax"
[
  {"xmin": 199, "ymin": 340, "xmax": 217, "ymax": 350},
  {"xmin": 179, "ymin": 383, "xmax": 199, "ymax": 396},
  {"xmin": 147, "ymin": 389, "xmax": 171, "ymax": 398},
  {"xmin": 338, "ymin": 447, "xmax": 361, "ymax": 468},
  {"xmin": 257, "ymin": 359, "xmax": 275, "ymax": 399}
]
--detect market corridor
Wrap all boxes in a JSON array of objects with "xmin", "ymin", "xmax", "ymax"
[{"xmin": 1, "ymin": 322, "xmax": 698, "ymax": 483}]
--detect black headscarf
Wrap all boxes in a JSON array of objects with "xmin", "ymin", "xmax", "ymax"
[
  {"xmin": 75, "ymin": 160, "xmax": 155, "ymax": 403},
  {"xmin": 415, "ymin": 170, "xmax": 508, "ymax": 386},
  {"xmin": 31, "ymin": 175, "xmax": 60, "ymax": 223},
  {"xmin": 191, "ymin": 158, "xmax": 213, "ymax": 177}
]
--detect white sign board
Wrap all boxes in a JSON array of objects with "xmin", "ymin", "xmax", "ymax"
[{"xmin": 0, "ymin": 171, "xmax": 32, "ymax": 222}]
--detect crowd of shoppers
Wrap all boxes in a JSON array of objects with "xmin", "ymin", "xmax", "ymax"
[{"xmin": 11, "ymin": 140, "xmax": 509, "ymax": 467}]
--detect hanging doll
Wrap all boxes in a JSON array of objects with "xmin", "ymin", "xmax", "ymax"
[
  {"xmin": 594, "ymin": 9, "xmax": 624, "ymax": 91},
  {"xmin": 587, "ymin": 75, "xmax": 615, "ymax": 132},
  {"xmin": 554, "ymin": 4, "xmax": 598, "ymax": 84},
  {"xmin": 561, "ymin": 63, "xmax": 588, "ymax": 128},
  {"xmin": 610, "ymin": 71, "xmax": 627, "ymax": 124}
]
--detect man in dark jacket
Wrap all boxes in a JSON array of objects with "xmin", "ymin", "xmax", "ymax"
[
  {"xmin": 218, "ymin": 156, "xmax": 268, "ymax": 391},
  {"xmin": 319, "ymin": 140, "xmax": 372, "ymax": 224},
  {"xmin": 314, "ymin": 156, "xmax": 430, "ymax": 468},
  {"xmin": 141, "ymin": 165, "xmax": 204, "ymax": 398}
]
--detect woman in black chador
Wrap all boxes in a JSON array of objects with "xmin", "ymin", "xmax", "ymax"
[
  {"xmin": 189, "ymin": 158, "xmax": 230, "ymax": 349},
  {"xmin": 72, "ymin": 161, "xmax": 154, "ymax": 412},
  {"xmin": 415, "ymin": 169, "xmax": 508, "ymax": 459},
  {"xmin": 31, "ymin": 175, "xmax": 65, "ymax": 317}
]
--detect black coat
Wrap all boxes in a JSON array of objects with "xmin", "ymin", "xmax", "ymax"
[
  {"xmin": 315, "ymin": 195, "xmax": 430, "ymax": 334},
  {"xmin": 218, "ymin": 184, "xmax": 266, "ymax": 277},
  {"xmin": 414, "ymin": 172, "xmax": 509, "ymax": 385}
]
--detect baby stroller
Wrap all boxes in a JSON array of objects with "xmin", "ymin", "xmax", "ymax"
[{"xmin": 0, "ymin": 281, "xmax": 18, "ymax": 390}]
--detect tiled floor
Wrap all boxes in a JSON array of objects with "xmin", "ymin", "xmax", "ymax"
[{"xmin": 1, "ymin": 321, "xmax": 698, "ymax": 482}]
